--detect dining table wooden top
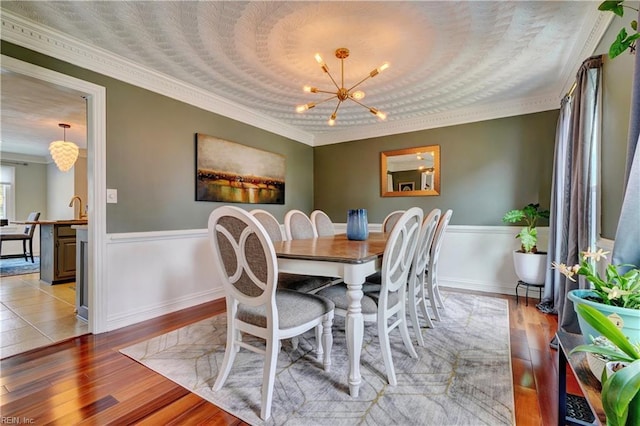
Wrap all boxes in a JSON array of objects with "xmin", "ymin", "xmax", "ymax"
[{"xmin": 273, "ymin": 232, "xmax": 388, "ymax": 264}]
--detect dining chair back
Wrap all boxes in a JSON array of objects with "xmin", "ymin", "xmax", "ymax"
[
  {"xmin": 407, "ymin": 208, "xmax": 441, "ymax": 346},
  {"xmin": 0, "ymin": 211, "xmax": 40, "ymax": 262},
  {"xmin": 317, "ymin": 207, "xmax": 423, "ymax": 386},
  {"xmin": 251, "ymin": 209, "xmax": 335, "ymax": 294},
  {"xmin": 382, "ymin": 210, "xmax": 405, "ymax": 233},
  {"xmin": 250, "ymin": 209, "xmax": 286, "ymax": 242},
  {"xmin": 284, "ymin": 209, "xmax": 317, "ymax": 240},
  {"xmin": 310, "ymin": 210, "xmax": 335, "ymax": 237},
  {"xmin": 425, "ymin": 209, "xmax": 453, "ymax": 321},
  {"xmin": 208, "ymin": 205, "xmax": 334, "ymax": 421}
]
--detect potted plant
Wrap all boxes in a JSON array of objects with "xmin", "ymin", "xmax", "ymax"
[
  {"xmin": 570, "ymin": 304, "xmax": 640, "ymax": 426},
  {"xmin": 554, "ymin": 249, "xmax": 640, "ymax": 343},
  {"xmin": 502, "ymin": 203, "xmax": 550, "ymax": 284},
  {"xmin": 598, "ymin": 1, "xmax": 639, "ymax": 58}
]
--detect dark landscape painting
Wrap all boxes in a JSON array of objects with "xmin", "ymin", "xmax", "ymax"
[{"xmin": 196, "ymin": 134, "xmax": 285, "ymax": 204}]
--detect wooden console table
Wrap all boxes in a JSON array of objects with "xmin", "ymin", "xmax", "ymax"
[{"xmin": 557, "ymin": 331, "xmax": 606, "ymax": 425}]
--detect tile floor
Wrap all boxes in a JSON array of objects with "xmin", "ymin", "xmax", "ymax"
[{"xmin": 1, "ymin": 272, "xmax": 88, "ymax": 359}]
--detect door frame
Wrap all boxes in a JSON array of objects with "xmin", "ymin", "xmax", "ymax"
[{"xmin": 2, "ymin": 55, "xmax": 108, "ymax": 333}]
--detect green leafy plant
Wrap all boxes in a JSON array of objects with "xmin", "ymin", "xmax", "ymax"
[
  {"xmin": 502, "ymin": 203, "xmax": 550, "ymax": 253},
  {"xmin": 599, "ymin": 1, "xmax": 640, "ymax": 58},
  {"xmin": 571, "ymin": 304, "xmax": 640, "ymax": 426},
  {"xmin": 553, "ymin": 249, "xmax": 640, "ymax": 309}
]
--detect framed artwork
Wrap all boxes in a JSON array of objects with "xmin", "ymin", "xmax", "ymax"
[
  {"xmin": 398, "ymin": 182, "xmax": 415, "ymax": 191},
  {"xmin": 195, "ymin": 133, "xmax": 285, "ymax": 204}
]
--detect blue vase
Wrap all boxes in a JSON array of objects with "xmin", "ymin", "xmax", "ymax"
[{"xmin": 346, "ymin": 209, "xmax": 368, "ymax": 241}]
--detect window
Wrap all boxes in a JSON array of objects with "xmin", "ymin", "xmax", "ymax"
[{"xmin": 0, "ymin": 165, "xmax": 16, "ymax": 221}]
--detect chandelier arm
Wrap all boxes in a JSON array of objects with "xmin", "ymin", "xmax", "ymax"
[
  {"xmin": 348, "ymin": 98, "xmax": 386, "ymax": 120},
  {"xmin": 313, "ymin": 89, "xmax": 340, "ymax": 95},
  {"xmin": 332, "ymin": 100, "xmax": 342, "ymax": 117},
  {"xmin": 348, "ymin": 97, "xmax": 375, "ymax": 110},
  {"xmin": 323, "ymin": 69, "xmax": 341, "ymax": 91},
  {"xmin": 314, "ymin": 95, "xmax": 339, "ymax": 107},
  {"xmin": 347, "ymin": 74, "xmax": 373, "ymax": 93}
]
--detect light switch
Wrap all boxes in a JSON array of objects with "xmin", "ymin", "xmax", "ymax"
[{"xmin": 107, "ymin": 188, "xmax": 118, "ymax": 204}]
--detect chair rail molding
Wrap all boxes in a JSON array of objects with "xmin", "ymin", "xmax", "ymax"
[{"xmin": 101, "ymin": 224, "xmax": 541, "ymax": 332}]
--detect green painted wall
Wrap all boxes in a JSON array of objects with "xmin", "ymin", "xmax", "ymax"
[
  {"xmin": 594, "ymin": 3, "xmax": 636, "ymax": 239},
  {"xmin": 1, "ymin": 41, "xmax": 314, "ymax": 233},
  {"xmin": 9, "ymin": 161, "xmax": 48, "ymax": 221},
  {"xmin": 314, "ymin": 111, "xmax": 558, "ymax": 225}
]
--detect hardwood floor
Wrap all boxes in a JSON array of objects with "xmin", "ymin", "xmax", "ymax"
[{"xmin": 0, "ymin": 290, "xmax": 582, "ymax": 425}]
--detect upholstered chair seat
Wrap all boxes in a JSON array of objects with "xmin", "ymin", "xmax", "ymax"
[{"xmin": 208, "ymin": 206, "xmax": 334, "ymax": 421}]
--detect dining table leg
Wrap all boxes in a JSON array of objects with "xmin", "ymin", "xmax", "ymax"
[{"xmin": 345, "ymin": 277, "xmax": 364, "ymax": 397}]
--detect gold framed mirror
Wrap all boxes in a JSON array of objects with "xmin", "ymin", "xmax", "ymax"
[{"xmin": 380, "ymin": 145, "xmax": 440, "ymax": 197}]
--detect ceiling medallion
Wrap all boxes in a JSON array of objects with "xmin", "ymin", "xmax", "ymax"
[{"xmin": 296, "ymin": 47, "xmax": 389, "ymax": 126}]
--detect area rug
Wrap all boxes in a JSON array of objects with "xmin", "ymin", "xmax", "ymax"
[
  {"xmin": 0, "ymin": 257, "xmax": 39, "ymax": 277},
  {"xmin": 121, "ymin": 291, "xmax": 514, "ymax": 426}
]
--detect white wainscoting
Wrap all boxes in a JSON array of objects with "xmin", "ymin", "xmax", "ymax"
[
  {"xmin": 437, "ymin": 225, "xmax": 548, "ymax": 295},
  {"xmin": 102, "ymin": 224, "xmax": 546, "ymax": 331},
  {"xmin": 104, "ymin": 229, "xmax": 223, "ymax": 331}
]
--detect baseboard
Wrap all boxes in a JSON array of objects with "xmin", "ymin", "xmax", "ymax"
[
  {"xmin": 105, "ymin": 288, "xmax": 224, "ymax": 331},
  {"xmin": 440, "ymin": 277, "xmax": 518, "ymax": 296}
]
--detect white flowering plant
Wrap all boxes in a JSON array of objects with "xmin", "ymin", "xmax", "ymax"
[{"xmin": 553, "ymin": 249, "xmax": 640, "ymax": 310}]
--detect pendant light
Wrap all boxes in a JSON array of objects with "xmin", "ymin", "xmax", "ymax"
[{"xmin": 49, "ymin": 123, "xmax": 79, "ymax": 172}]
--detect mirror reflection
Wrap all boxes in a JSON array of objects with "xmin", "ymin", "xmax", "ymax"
[{"xmin": 380, "ymin": 145, "xmax": 440, "ymax": 197}]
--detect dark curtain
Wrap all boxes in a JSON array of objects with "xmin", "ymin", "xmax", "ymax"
[
  {"xmin": 612, "ymin": 10, "xmax": 640, "ymax": 271},
  {"xmin": 542, "ymin": 55, "xmax": 603, "ymax": 334}
]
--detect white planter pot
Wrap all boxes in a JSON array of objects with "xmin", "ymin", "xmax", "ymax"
[{"xmin": 513, "ymin": 251, "xmax": 547, "ymax": 285}]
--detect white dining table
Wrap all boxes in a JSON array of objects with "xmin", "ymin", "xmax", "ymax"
[{"xmin": 273, "ymin": 232, "xmax": 387, "ymax": 397}]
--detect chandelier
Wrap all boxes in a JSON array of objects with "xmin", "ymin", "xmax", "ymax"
[
  {"xmin": 49, "ymin": 123, "xmax": 79, "ymax": 172},
  {"xmin": 296, "ymin": 47, "xmax": 389, "ymax": 126}
]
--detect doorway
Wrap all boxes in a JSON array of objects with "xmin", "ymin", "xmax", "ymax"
[{"xmin": 1, "ymin": 54, "xmax": 107, "ymax": 338}]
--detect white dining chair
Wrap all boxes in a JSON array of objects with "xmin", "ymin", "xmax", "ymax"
[
  {"xmin": 382, "ymin": 210, "xmax": 405, "ymax": 233},
  {"xmin": 208, "ymin": 205, "xmax": 334, "ymax": 421},
  {"xmin": 284, "ymin": 209, "xmax": 318, "ymax": 240},
  {"xmin": 407, "ymin": 208, "xmax": 441, "ymax": 346},
  {"xmin": 250, "ymin": 209, "xmax": 286, "ymax": 242},
  {"xmin": 425, "ymin": 209, "xmax": 453, "ymax": 321},
  {"xmin": 251, "ymin": 209, "xmax": 333, "ymax": 294},
  {"xmin": 318, "ymin": 207, "xmax": 423, "ymax": 386},
  {"xmin": 310, "ymin": 210, "xmax": 335, "ymax": 237}
]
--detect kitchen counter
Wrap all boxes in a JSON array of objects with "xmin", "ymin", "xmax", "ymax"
[
  {"xmin": 37, "ymin": 221, "xmax": 86, "ymax": 284},
  {"xmin": 13, "ymin": 219, "xmax": 88, "ymax": 225}
]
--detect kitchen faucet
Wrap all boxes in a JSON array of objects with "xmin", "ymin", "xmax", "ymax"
[{"xmin": 69, "ymin": 195, "xmax": 87, "ymax": 219}]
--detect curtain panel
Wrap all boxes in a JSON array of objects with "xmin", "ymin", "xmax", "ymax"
[{"xmin": 543, "ymin": 55, "xmax": 603, "ymax": 334}]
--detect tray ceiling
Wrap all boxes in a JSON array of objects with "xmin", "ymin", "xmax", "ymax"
[{"xmin": 0, "ymin": 1, "xmax": 608, "ymax": 154}]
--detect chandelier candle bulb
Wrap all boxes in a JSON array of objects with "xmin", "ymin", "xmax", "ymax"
[{"xmin": 370, "ymin": 62, "xmax": 390, "ymax": 77}]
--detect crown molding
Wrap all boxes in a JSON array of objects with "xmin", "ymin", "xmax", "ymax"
[
  {"xmin": 313, "ymin": 92, "xmax": 560, "ymax": 145},
  {"xmin": 0, "ymin": 151, "xmax": 49, "ymax": 164},
  {"xmin": 558, "ymin": 9, "xmax": 614, "ymax": 96},
  {"xmin": 0, "ymin": 11, "xmax": 315, "ymax": 146},
  {"xmin": 1, "ymin": 8, "xmax": 612, "ymax": 148}
]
